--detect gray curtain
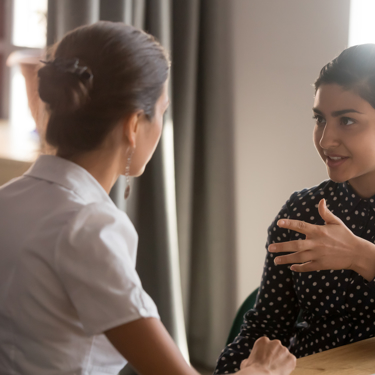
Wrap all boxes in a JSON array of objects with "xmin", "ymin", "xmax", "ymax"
[
  {"xmin": 47, "ymin": 0, "xmax": 236, "ymax": 371},
  {"xmin": 172, "ymin": 0, "xmax": 236, "ymax": 367}
]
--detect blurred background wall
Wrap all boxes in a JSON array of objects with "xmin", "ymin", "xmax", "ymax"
[{"xmin": 231, "ymin": 0, "xmax": 351, "ymax": 305}]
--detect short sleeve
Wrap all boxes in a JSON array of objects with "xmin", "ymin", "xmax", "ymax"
[{"xmin": 55, "ymin": 202, "xmax": 159, "ymax": 336}]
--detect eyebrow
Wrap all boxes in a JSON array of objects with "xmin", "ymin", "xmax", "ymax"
[{"xmin": 312, "ymin": 107, "xmax": 363, "ymax": 117}]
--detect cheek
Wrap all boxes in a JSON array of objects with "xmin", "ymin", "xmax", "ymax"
[
  {"xmin": 153, "ymin": 118, "xmax": 163, "ymax": 141},
  {"xmin": 347, "ymin": 125, "xmax": 375, "ymax": 153},
  {"xmin": 148, "ymin": 119, "xmax": 163, "ymax": 153},
  {"xmin": 145, "ymin": 119, "xmax": 163, "ymax": 156},
  {"xmin": 353, "ymin": 134, "xmax": 375, "ymax": 162}
]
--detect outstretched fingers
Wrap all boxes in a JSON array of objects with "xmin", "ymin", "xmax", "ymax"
[
  {"xmin": 269, "ymin": 239, "xmax": 314, "ymax": 254},
  {"xmin": 274, "ymin": 249, "xmax": 313, "ymax": 266},
  {"xmin": 290, "ymin": 261, "xmax": 322, "ymax": 273},
  {"xmin": 277, "ymin": 218, "xmax": 317, "ymax": 236}
]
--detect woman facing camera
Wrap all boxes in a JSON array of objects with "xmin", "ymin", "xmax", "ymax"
[
  {"xmin": 0, "ymin": 22, "xmax": 295, "ymax": 375},
  {"xmin": 216, "ymin": 44, "xmax": 375, "ymax": 374}
]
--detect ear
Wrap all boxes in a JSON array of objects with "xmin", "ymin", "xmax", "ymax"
[{"xmin": 122, "ymin": 111, "xmax": 143, "ymax": 148}]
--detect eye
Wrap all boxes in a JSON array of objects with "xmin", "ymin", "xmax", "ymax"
[
  {"xmin": 341, "ymin": 117, "xmax": 355, "ymax": 126},
  {"xmin": 312, "ymin": 114, "xmax": 326, "ymax": 126}
]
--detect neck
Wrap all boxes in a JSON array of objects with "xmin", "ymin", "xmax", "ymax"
[
  {"xmin": 58, "ymin": 147, "xmax": 121, "ymax": 194},
  {"xmin": 349, "ymin": 172, "xmax": 375, "ymax": 199}
]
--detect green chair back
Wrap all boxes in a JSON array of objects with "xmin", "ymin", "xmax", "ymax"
[
  {"xmin": 226, "ymin": 288, "xmax": 259, "ymax": 346},
  {"xmin": 226, "ymin": 287, "xmax": 303, "ymax": 346}
]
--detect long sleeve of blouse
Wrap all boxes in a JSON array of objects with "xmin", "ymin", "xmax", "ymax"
[
  {"xmin": 215, "ymin": 180, "xmax": 375, "ymax": 374},
  {"xmin": 214, "ymin": 195, "xmax": 299, "ymax": 374}
]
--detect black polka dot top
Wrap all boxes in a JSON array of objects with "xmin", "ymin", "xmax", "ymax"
[{"xmin": 214, "ymin": 180, "xmax": 375, "ymax": 374}]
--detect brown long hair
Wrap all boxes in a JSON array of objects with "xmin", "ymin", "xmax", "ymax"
[{"xmin": 38, "ymin": 21, "xmax": 170, "ymax": 157}]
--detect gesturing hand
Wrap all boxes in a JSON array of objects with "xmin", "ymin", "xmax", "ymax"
[
  {"xmin": 238, "ymin": 337, "xmax": 296, "ymax": 375},
  {"xmin": 268, "ymin": 199, "xmax": 375, "ymax": 281}
]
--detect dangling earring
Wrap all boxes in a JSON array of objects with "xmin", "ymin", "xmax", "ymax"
[{"xmin": 124, "ymin": 148, "xmax": 134, "ymax": 200}]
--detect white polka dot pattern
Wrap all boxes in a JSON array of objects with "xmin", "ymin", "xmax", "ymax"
[{"xmin": 214, "ymin": 180, "xmax": 375, "ymax": 374}]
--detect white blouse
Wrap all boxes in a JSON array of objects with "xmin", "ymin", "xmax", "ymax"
[{"xmin": 0, "ymin": 155, "xmax": 159, "ymax": 375}]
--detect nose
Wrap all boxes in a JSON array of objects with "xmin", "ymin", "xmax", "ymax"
[{"xmin": 318, "ymin": 122, "xmax": 340, "ymax": 150}]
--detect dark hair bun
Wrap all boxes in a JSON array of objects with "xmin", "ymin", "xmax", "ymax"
[
  {"xmin": 38, "ymin": 61, "xmax": 93, "ymax": 114},
  {"xmin": 40, "ymin": 22, "xmax": 169, "ymax": 157}
]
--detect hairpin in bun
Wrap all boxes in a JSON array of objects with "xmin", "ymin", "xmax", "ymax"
[{"xmin": 40, "ymin": 57, "xmax": 93, "ymax": 81}]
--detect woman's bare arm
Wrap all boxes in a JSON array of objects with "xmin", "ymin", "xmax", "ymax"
[
  {"xmin": 105, "ymin": 317, "xmax": 199, "ymax": 375},
  {"xmin": 105, "ymin": 318, "xmax": 296, "ymax": 375}
]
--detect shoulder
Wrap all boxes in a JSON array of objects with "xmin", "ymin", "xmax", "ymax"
[
  {"xmin": 69, "ymin": 201, "xmax": 135, "ymax": 234},
  {"xmin": 286, "ymin": 180, "xmax": 339, "ymax": 223},
  {"xmin": 58, "ymin": 201, "xmax": 138, "ymax": 261},
  {"xmin": 268, "ymin": 180, "xmax": 337, "ymax": 239},
  {"xmin": 287, "ymin": 179, "xmax": 335, "ymax": 209}
]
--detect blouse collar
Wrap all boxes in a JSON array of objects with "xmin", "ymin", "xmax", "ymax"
[
  {"xmin": 337, "ymin": 181, "xmax": 375, "ymax": 214},
  {"xmin": 24, "ymin": 154, "xmax": 114, "ymax": 206}
]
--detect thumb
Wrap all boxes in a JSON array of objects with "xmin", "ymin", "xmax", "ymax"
[{"xmin": 318, "ymin": 198, "xmax": 341, "ymax": 225}]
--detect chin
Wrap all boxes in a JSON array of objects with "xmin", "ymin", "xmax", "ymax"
[{"xmin": 326, "ymin": 172, "xmax": 348, "ymax": 184}]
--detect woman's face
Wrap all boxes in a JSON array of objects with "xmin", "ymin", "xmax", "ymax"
[
  {"xmin": 129, "ymin": 81, "xmax": 169, "ymax": 176},
  {"xmin": 313, "ymin": 83, "xmax": 375, "ymax": 197}
]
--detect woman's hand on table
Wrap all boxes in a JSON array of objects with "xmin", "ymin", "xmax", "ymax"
[
  {"xmin": 268, "ymin": 198, "xmax": 375, "ymax": 281},
  {"xmin": 105, "ymin": 319, "xmax": 295, "ymax": 375},
  {"xmin": 238, "ymin": 337, "xmax": 296, "ymax": 375}
]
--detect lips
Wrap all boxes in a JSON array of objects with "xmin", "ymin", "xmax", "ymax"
[
  {"xmin": 325, "ymin": 154, "xmax": 349, "ymax": 168},
  {"xmin": 328, "ymin": 156, "xmax": 343, "ymax": 161}
]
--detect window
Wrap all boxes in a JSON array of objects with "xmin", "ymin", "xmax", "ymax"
[
  {"xmin": 13, "ymin": 0, "xmax": 47, "ymax": 48},
  {"xmin": 349, "ymin": 0, "xmax": 375, "ymax": 46},
  {"xmin": 0, "ymin": 0, "xmax": 47, "ymax": 133}
]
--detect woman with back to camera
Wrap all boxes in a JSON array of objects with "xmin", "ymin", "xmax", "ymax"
[
  {"xmin": 0, "ymin": 22, "xmax": 296, "ymax": 375},
  {"xmin": 216, "ymin": 43, "xmax": 375, "ymax": 374}
]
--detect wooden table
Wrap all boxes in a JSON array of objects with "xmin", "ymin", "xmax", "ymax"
[{"xmin": 291, "ymin": 337, "xmax": 375, "ymax": 375}]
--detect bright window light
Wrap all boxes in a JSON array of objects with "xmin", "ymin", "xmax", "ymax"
[
  {"xmin": 9, "ymin": 65, "xmax": 35, "ymax": 133},
  {"xmin": 349, "ymin": 0, "xmax": 375, "ymax": 46},
  {"xmin": 12, "ymin": 0, "xmax": 47, "ymax": 48},
  {"xmin": 9, "ymin": 0, "xmax": 47, "ymax": 133}
]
